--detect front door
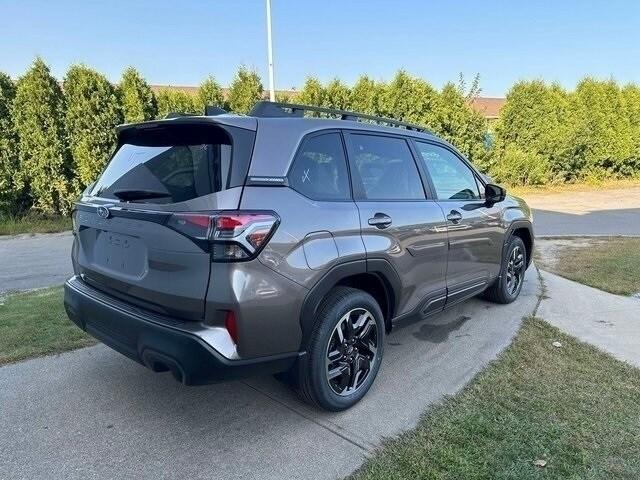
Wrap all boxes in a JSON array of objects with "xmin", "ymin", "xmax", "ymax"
[
  {"xmin": 413, "ymin": 141, "xmax": 503, "ymax": 306},
  {"xmin": 344, "ymin": 132, "xmax": 448, "ymax": 317}
]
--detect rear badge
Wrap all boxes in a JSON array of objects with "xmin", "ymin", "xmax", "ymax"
[{"xmin": 97, "ymin": 206, "xmax": 111, "ymax": 219}]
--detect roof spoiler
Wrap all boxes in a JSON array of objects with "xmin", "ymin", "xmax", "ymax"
[{"xmin": 163, "ymin": 106, "xmax": 228, "ymax": 119}]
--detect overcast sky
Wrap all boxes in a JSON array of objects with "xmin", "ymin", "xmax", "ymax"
[{"xmin": 1, "ymin": 0, "xmax": 639, "ymax": 96}]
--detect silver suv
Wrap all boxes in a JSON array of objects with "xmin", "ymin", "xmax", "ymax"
[{"xmin": 64, "ymin": 101, "xmax": 533, "ymax": 411}]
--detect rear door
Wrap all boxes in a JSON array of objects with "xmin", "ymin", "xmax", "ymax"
[
  {"xmin": 344, "ymin": 132, "xmax": 448, "ymax": 318},
  {"xmin": 72, "ymin": 121, "xmax": 255, "ymax": 320},
  {"xmin": 412, "ymin": 140, "xmax": 503, "ymax": 305}
]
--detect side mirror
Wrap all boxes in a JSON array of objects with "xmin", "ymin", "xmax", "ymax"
[{"xmin": 485, "ymin": 183, "xmax": 506, "ymax": 205}]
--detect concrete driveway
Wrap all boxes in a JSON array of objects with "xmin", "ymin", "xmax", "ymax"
[{"xmin": 0, "ymin": 267, "xmax": 539, "ymax": 480}]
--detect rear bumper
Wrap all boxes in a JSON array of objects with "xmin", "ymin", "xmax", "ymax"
[{"xmin": 64, "ymin": 276, "xmax": 299, "ymax": 384}]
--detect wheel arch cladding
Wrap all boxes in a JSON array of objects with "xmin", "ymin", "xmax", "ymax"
[
  {"xmin": 299, "ymin": 260, "xmax": 397, "ymax": 348},
  {"xmin": 510, "ymin": 224, "xmax": 534, "ymax": 267}
]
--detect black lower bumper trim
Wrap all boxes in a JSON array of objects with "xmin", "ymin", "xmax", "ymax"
[{"xmin": 64, "ymin": 276, "xmax": 299, "ymax": 385}]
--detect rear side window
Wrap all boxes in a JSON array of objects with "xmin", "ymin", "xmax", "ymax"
[
  {"xmin": 90, "ymin": 124, "xmax": 241, "ymax": 204},
  {"xmin": 347, "ymin": 134, "xmax": 424, "ymax": 200},
  {"xmin": 288, "ymin": 132, "xmax": 350, "ymax": 200},
  {"xmin": 414, "ymin": 142, "xmax": 481, "ymax": 200}
]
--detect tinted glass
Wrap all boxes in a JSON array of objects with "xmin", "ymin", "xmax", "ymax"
[
  {"xmin": 415, "ymin": 142, "xmax": 481, "ymax": 200},
  {"xmin": 91, "ymin": 143, "xmax": 231, "ymax": 203},
  {"xmin": 348, "ymin": 135, "xmax": 424, "ymax": 200},
  {"xmin": 288, "ymin": 133, "xmax": 350, "ymax": 200}
]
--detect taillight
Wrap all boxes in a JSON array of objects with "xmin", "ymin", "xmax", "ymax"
[{"xmin": 167, "ymin": 211, "xmax": 279, "ymax": 262}]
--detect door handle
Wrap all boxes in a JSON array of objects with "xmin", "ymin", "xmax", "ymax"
[
  {"xmin": 446, "ymin": 210, "xmax": 463, "ymax": 224},
  {"xmin": 368, "ymin": 213, "xmax": 392, "ymax": 229}
]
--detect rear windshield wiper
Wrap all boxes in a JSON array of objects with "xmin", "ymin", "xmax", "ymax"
[{"xmin": 112, "ymin": 189, "xmax": 171, "ymax": 201}]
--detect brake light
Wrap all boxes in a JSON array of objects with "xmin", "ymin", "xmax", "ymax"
[{"xmin": 167, "ymin": 211, "xmax": 278, "ymax": 261}]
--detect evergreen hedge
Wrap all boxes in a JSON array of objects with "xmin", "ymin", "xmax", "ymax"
[
  {"xmin": 119, "ymin": 67, "xmax": 157, "ymax": 123},
  {"xmin": 63, "ymin": 65, "xmax": 122, "ymax": 190},
  {"xmin": 1, "ymin": 58, "xmax": 639, "ymax": 217},
  {"xmin": 11, "ymin": 59, "xmax": 72, "ymax": 214}
]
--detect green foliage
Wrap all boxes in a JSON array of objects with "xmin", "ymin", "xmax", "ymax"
[
  {"xmin": 0, "ymin": 72, "xmax": 24, "ymax": 214},
  {"xmin": 432, "ymin": 82, "xmax": 488, "ymax": 165},
  {"xmin": 568, "ymin": 78, "xmax": 634, "ymax": 177},
  {"xmin": 297, "ymin": 77, "xmax": 325, "ymax": 107},
  {"xmin": 197, "ymin": 75, "xmax": 224, "ymax": 112},
  {"xmin": 494, "ymin": 81, "xmax": 571, "ymax": 178},
  {"xmin": 119, "ymin": 67, "xmax": 157, "ymax": 123},
  {"xmin": 323, "ymin": 78, "xmax": 350, "ymax": 110},
  {"xmin": 3, "ymin": 59, "xmax": 640, "ymax": 216},
  {"xmin": 63, "ymin": 65, "xmax": 122, "ymax": 189},
  {"xmin": 494, "ymin": 78, "xmax": 640, "ymax": 184},
  {"xmin": 349, "ymin": 75, "xmax": 382, "ymax": 114},
  {"xmin": 275, "ymin": 91, "xmax": 294, "ymax": 103},
  {"xmin": 156, "ymin": 89, "xmax": 197, "ymax": 118},
  {"xmin": 12, "ymin": 58, "xmax": 72, "ymax": 214},
  {"xmin": 490, "ymin": 145, "xmax": 551, "ymax": 186},
  {"xmin": 380, "ymin": 71, "xmax": 439, "ymax": 126},
  {"xmin": 227, "ymin": 67, "xmax": 263, "ymax": 114}
]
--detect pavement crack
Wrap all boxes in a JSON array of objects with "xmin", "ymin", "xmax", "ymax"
[
  {"xmin": 241, "ymin": 380, "xmax": 375, "ymax": 455},
  {"xmin": 532, "ymin": 264, "xmax": 547, "ymax": 318}
]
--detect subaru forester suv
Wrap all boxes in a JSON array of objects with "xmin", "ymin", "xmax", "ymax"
[{"xmin": 64, "ymin": 101, "xmax": 533, "ymax": 411}]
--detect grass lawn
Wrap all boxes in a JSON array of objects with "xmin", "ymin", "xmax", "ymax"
[
  {"xmin": 351, "ymin": 318, "xmax": 640, "ymax": 480},
  {"xmin": 0, "ymin": 287, "xmax": 95, "ymax": 365},
  {"xmin": 535, "ymin": 237, "xmax": 640, "ymax": 296},
  {"xmin": 0, "ymin": 213, "xmax": 72, "ymax": 236}
]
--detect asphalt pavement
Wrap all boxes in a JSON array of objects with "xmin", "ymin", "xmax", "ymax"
[
  {"xmin": 521, "ymin": 186, "xmax": 640, "ymax": 237},
  {"xmin": 0, "ymin": 267, "xmax": 539, "ymax": 480}
]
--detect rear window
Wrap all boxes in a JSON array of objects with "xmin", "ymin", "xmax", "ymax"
[{"xmin": 90, "ymin": 124, "xmax": 250, "ymax": 204}]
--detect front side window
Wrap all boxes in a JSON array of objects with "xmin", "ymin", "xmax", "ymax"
[
  {"xmin": 415, "ymin": 142, "xmax": 481, "ymax": 200},
  {"xmin": 288, "ymin": 132, "xmax": 350, "ymax": 200},
  {"xmin": 347, "ymin": 135, "xmax": 424, "ymax": 200}
]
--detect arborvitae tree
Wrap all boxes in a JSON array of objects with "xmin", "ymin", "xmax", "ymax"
[
  {"xmin": 323, "ymin": 78, "xmax": 350, "ymax": 110},
  {"xmin": 64, "ymin": 65, "xmax": 123, "ymax": 189},
  {"xmin": 297, "ymin": 77, "xmax": 325, "ymax": 107},
  {"xmin": 380, "ymin": 71, "xmax": 439, "ymax": 127},
  {"xmin": 349, "ymin": 75, "xmax": 382, "ymax": 115},
  {"xmin": 227, "ymin": 67, "xmax": 263, "ymax": 114},
  {"xmin": 119, "ymin": 67, "xmax": 157, "ymax": 123},
  {"xmin": 568, "ymin": 78, "xmax": 633, "ymax": 178},
  {"xmin": 156, "ymin": 89, "xmax": 197, "ymax": 118},
  {"xmin": 0, "ymin": 72, "xmax": 23, "ymax": 214},
  {"xmin": 197, "ymin": 75, "xmax": 224, "ymax": 112},
  {"xmin": 494, "ymin": 80, "xmax": 570, "ymax": 180},
  {"xmin": 432, "ymin": 82, "xmax": 488, "ymax": 166},
  {"xmin": 12, "ymin": 58, "xmax": 72, "ymax": 214},
  {"xmin": 275, "ymin": 91, "xmax": 294, "ymax": 103},
  {"xmin": 622, "ymin": 84, "xmax": 640, "ymax": 174}
]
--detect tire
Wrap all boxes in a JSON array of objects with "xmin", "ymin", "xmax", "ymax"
[
  {"xmin": 484, "ymin": 235, "xmax": 527, "ymax": 304},
  {"xmin": 296, "ymin": 286, "xmax": 385, "ymax": 411}
]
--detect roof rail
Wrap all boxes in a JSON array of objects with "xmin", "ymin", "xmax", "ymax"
[{"xmin": 249, "ymin": 101, "xmax": 430, "ymax": 133}]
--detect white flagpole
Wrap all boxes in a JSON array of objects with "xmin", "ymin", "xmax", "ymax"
[{"xmin": 266, "ymin": 0, "xmax": 276, "ymax": 101}]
